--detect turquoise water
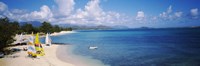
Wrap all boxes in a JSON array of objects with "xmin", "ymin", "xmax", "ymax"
[{"xmin": 42, "ymin": 28, "xmax": 200, "ymax": 66}]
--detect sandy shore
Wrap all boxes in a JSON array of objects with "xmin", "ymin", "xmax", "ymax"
[
  {"xmin": 0, "ymin": 31, "xmax": 107, "ymax": 66},
  {"xmin": 12, "ymin": 34, "xmax": 31, "ymax": 44},
  {"xmin": 51, "ymin": 31, "xmax": 76, "ymax": 36},
  {"xmin": 0, "ymin": 45, "xmax": 74, "ymax": 66},
  {"xmin": 0, "ymin": 32, "xmax": 77, "ymax": 66},
  {"xmin": 57, "ymin": 45, "xmax": 109, "ymax": 66}
]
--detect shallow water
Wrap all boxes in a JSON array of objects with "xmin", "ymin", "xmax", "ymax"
[
  {"xmin": 56, "ymin": 45, "xmax": 109, "ymax": 66},
  {"xmin": 42, "ymin": 28, "xmax": 200, "ymax": 66}
]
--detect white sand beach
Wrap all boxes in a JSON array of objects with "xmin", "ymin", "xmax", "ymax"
[
  {"xmin": 12, "ymin": 34, "xmax": 31, "ymax": 44},
  {"xmin": 0, "ymin": 45, "xmax": 74, "ymax": 66},
  {"xmin": 51, "ymin": 31, "xmax": 76, "ymax": 36},
  {"xmin": 0, "ymin": 34, "xmax": 75, "ymax": 66},
  {"xmin": 0, "ymin": 31, "xmax": 107, "ymax": 66}
]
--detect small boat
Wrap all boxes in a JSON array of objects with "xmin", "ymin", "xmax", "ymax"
[
  {"xmin": 89, "ymin": 46, "xmax": 98, "ymax": 50},
  {"xmin": 45, "ymin": 33, "xmax": 52, "ymax": 46},
  {"xmin": 19, "ymin": 33, "xmax": 23, "ymax": 44}
]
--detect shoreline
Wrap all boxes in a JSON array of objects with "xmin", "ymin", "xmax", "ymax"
[
  {"xmin": 56, "ymin": 45, "xmax": 109, "ymax": 66},
  {"xmin": 0, "ymin": 44, "xmax": 74, "ymax": 66},
  {"xmin": 0, "ymin": 31, "xmax": 109, "ymax": 66},
  {"xmin": 50, "ymin": 31, "xmax": 76, "ymax": 36},
  {"xmin": 0, "ymin": 32, "xmax": 76, "ymax": 66},
  {"xmin": 0, "ymin": 43, "xmax": 109, "ymax": 66}
]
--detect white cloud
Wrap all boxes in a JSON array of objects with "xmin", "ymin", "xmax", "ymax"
[
  {"xmin": 160, "ymin": 12, "xmax": 167, "ymax": 18},
  {"xmin": 174, "ymin": 12, "xmax": 183, "ymax": 17},
  {"xmin": 0, "ymin": 2, "xmax": 16, "ymax": 19},
  {"xmin": 136, "ymin": 11, "xmax": 145, "ymax": 20},
  {"xmin": 0, "ymin": 1, "xmax": 132, "ymax": 27},
  {"xmin": 2, "ymin": 1, "xmax": 199, "ymax": 28},
  {"xmin": 54, "ymin": 0, "xmax": 75, "ymax": 17},
  {"xmin": 191, "ymin": 8, "xmax": 198, "ymax": 16},
  {"xmin": 190, "ymin": 8, "xmax": 198, "ymax": 19},
  {"xmin": 159, "ymin": 5, "xmax": 183, "ymax": 20},
  {"xmin": 61, "ymin": 0, "xmax": 130, "ymax": 26},
  {"xmin": 0, "ymin": 2, "xmax": 7, "ymax": 12},
  {"xmin": 9, "ymin": 5, "xmax": 53, "ymax": 22},
  {"xmin": 26, "ymin": 5, "xmax": 53, "ymax": 21},
  {"xmin": 11, "ymin": 9, "xmax": 27, "ymax": 15},
  {"xmin": 70, "ymin": 0, "xmax": 104, "ymax": 20},
  {"xmin": 167, "ymin": 5, "xmax": 172, "ymax": 14},
  {"xmin": 31, "ymin": 5, "xmax": 52, "ymax": 19},
  {"xmin": 160, "ymin": 5, "xmax": 173, "ymax": 18},
  {"xmin": 55, "ymin": 0, "xmax": 104, "ymax": 25},
  {"xmin": 84, "ymin": 0, "xmax": 103, "ymax": 18},
  {"xmin": 152, "ymin": 16, "xmax": 157, "ymax": 20}
]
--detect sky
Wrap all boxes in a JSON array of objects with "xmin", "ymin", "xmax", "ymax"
[{"xmin": 0, "ymin": 0, "xmax": 200, "ymax": 28}]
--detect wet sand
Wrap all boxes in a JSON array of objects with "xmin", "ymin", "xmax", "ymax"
[{"xmin": 56, "ymin": 45, "xmax": 110, "ymax": 66}]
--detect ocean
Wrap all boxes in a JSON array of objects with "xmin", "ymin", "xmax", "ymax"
[{"xmin": 42, "ymin": 28, "xmax": 200, "ymax": 66}]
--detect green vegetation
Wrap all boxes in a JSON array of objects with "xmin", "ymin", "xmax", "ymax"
[
  {"xmin": 0, "ymin": 18, "xmax": 17, "ymax": 51},
  {"xmin": 40, "ymin": 21, "xmax": 53, "ymax": 33},
  {"xmin": 21, "ymin": 23, "xmax": 35, "ymax": 34},
  {"xmin": 20, "ymin": 21, "xmax": 72, "ymax": 34},
  {"xmin": 0, "ymin": 17, "xmax": 72, "ymax": 51}
]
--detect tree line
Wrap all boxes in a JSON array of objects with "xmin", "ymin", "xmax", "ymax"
[
  {"xmin": 0, "ymin": 17, "xmax": 72, "ymax": 51},
  {"xmin": 19, "ymin": 21, "xmax": 72, "ymax": 34}
]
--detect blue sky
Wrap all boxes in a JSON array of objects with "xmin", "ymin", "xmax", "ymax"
[{"xmin": 0, "ymin": 0, "xmax": 200, "ymax": 28}]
